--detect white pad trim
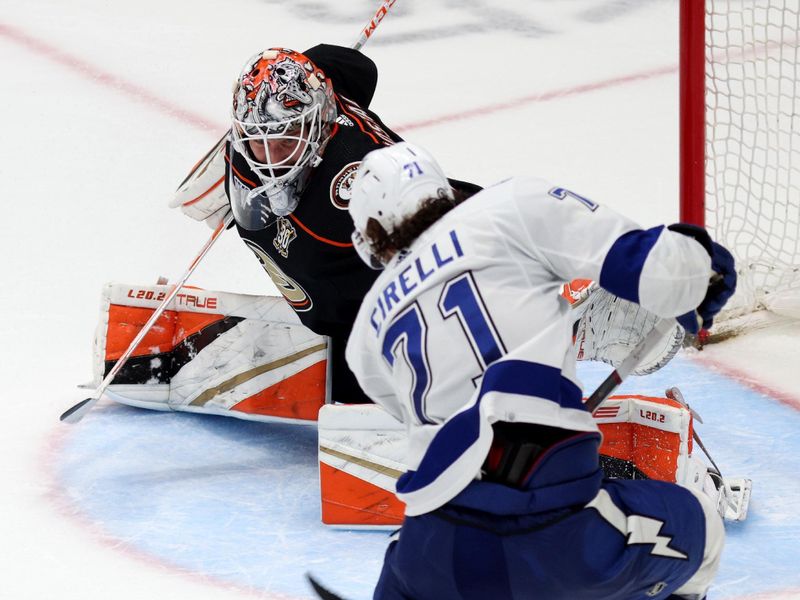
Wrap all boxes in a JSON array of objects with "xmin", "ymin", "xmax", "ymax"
[{"xmin": 318, "ymin": 404, "xmax": 408, "ymax": 494}]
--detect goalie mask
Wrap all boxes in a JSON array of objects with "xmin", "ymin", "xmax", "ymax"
[
  {"xmin": 230, "ymin": 48, "xmax": 337, "ymax": 229},
  {"xmin": 349, "ymin": 142, "xmax": 454, "ymax": 268}
]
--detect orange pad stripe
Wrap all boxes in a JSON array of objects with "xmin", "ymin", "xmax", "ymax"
[
  {"xmin": 598, "ymin": 423, "xmax": 680, "ymax": 481},
  {"xmin": 105, "ymin": 305, "xmax": 226, "ymax": 360},
  {"xmin": 561, "ymin": 278, "xmax": 594, "ymax": 304},
  {"xmin": 230, "ymin": 360, "xmax": 326, "ymax": 421},
  {"xmin": 319, "ymin": 462, "xmax": 405, "ymax": 526},
  {"xmin": 597, "ymin": 394, "xmax": 692, "ymax": 482}
]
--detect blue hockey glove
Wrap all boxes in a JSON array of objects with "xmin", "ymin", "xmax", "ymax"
[{"xmin": 669, "ymin": 224, "xmax": 737, "ymax": 333}]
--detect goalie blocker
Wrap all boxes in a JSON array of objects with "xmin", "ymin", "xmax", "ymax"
[{"xmin": 92, "ymin": 282, "xmax": 329, "ymax": 421}]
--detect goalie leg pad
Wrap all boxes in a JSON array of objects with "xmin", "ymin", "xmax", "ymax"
[
  {"xmin": 595, "ymin": 395, "xmax": 695, "ymax": 483},
  {"xmin": 319, "ymin": 396, "xmax": 696, "ymax": 528},
  {"xmin": 316, "ymin": 395, "xmax": 750, "ymax": 528},
  {"xmin": 94, "ymin": 282, "xmax": 327, "ymax": 422},
  {"xmin": 596, "ymin": 393, "xmax": 752, "ymax": 521},
  {"xmin": 318, "ymin": 404, "xmax": 408, "ymax": 528}
]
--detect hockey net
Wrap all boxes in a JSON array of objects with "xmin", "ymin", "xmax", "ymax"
[{"xmin": 681, "ymin": 0, "xmax": 800, "ymax": 332}]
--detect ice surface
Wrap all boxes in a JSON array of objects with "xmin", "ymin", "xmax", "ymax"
[
  {"xmin": 1, "ymin": 1, "xmax": 798, "ymax": 598},
  {"xmin": 49, "ymin": 356, "xmax": 800, "ymax": 600}
]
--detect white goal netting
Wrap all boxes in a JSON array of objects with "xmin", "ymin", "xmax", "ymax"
[{"xmin": 705, "ymin": 0, "xmax": 800, "ymax": 320}]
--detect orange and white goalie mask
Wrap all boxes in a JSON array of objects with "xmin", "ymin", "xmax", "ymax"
[
  {"xmin": 91, "ymin": 283, "xmax": 329, "ymax": 422},
  {"xmin": 230, "ymin": 48, "xmax": 337, "ymax": 227}
]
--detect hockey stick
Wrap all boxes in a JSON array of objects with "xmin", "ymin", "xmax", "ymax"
[
  {"xmin": 59, "ymin": 214, "xmax": 234, "ymax": 424},
  {"xmin": 586, "ymin": 269, "xmax": 729, "ymax": 412},
  {"xmin": 353, "ymin": 0, "xmax": 397, "ymax": 50},
  {"xmin": 306, "ymin": 573, "xmax": 350, "ymax": 600},
  {"xmin": 585, "ymin": 317, "xmax": 677, "ymax": 413}
]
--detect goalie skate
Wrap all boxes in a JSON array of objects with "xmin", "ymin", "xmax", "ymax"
[
  {"xmin": 666, "ymin": 387, "xmax": 752, "ymax": 521},
  {"xmin": 713, "ymin": 474, "xmax": 752, "ymax": 522}
]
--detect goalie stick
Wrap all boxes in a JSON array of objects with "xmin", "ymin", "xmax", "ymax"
[
  {"xmin": 585, "ymin": 317, "xmax": 677, "ymax": 413},
  {"xmin": 59, "ymin": 214, "xmax": 233, "ymax": 424}
]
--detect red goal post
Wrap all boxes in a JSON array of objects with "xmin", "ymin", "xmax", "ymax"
[{"xmin": 680, "ymin": 0, "xmax": 800, "ymax": 321}]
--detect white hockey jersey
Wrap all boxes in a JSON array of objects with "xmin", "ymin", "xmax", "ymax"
[{"xmin": 345, "ymin": 176, "xmax": 712, "ymax": 516}]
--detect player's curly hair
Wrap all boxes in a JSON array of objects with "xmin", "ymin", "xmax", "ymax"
[{"xmin": 365, "ymin": 189, "xmax": 470, "ymax": 264}]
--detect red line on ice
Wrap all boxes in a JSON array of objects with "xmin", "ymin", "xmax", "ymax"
[
  {"xmin": 692, "ymin": 354, "xmax": 800, "ymax": 413},
  {"xmin": 0, "ymin": 20, "xmax": 677, "ymax": 137},
  {"xmin": 725, "ymin": 588, "xmax": 800, "ymax": 600},
  {"xmin": 40, "ymin": 418, "xmax": 303, "ymax": 600},
  {"xmin": 395, "ymin": 64, "xmax": 678, "ymax": 132},
  {"xmin": 0, "ymin": 22, "xmax": 224, "ymax": 134}
]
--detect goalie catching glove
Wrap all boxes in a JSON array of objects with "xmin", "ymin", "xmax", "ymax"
[{"xmin": 562, "ymin": 279, "xmax": 685, "ymax": 375}]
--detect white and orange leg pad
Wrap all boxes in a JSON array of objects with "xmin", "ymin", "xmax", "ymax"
[
  {"xmin": 92, "ymin": 282, "xmax": 328, "ymax": 423},
  {"xmin": 318, "ymin": 404, "xmax": 409, "ymax": 529},
  {"xmin": 595, "ymin": 394, "xmax": 751, "ymax": 521},
  {"xmin": 316, "ymin": 396, "xmax": 751, "ymax": 528},
  {"xmin": 595, "ymin": 395, "xmax": 695, "ymax": 483}
]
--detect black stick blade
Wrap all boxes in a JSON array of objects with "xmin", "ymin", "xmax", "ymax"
[
  {"xmin": 306, "ymin": 573, "xmax": 348, "ymax": 600},
  {"xmin": 60, "ymin": 397, "xmax": 96, "ymax": 424}
]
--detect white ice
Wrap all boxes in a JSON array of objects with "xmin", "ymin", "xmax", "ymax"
[{"xmin": 1, "ymin": 1, "xmax": 798, "ymax": 599}]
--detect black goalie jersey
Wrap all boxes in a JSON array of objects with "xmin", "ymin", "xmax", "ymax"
[
  {"xmin": 225, "ymin": 45, "xmax": 397, "ymax": 340},
  {"xmin": 224, "ymin": 44, "xmax": 479, "ymax": 402}
]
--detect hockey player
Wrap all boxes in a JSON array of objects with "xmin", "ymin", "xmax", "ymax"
[
  {"xmin": 345, "ymin": 142, "xmax": 736, "ymax": 599},
  {"xmin": 101, "ymin": 45, "xmax": 680, "ymax": 424},
  {"xmin": 169, "ymin": 45, "xmax": 479, "ymax": 405}
]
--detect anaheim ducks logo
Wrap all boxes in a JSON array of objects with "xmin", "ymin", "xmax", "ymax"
[
  {"xmin": 242, "ymin": 239, "xmax": 312, "ymax": 312},
  {"xmin": 330, "ymin": 161, "xmax": 361, "ymax": 210}
]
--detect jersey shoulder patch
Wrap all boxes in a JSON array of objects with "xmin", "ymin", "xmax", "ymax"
[{"xmin": 330, "ymin": 161, "xmax": 361, "ymax": 210}]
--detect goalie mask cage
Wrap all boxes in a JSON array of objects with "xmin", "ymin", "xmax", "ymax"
[{"xmin": 680, "ymin": 0, "xmax": 800, "ymax": 322}]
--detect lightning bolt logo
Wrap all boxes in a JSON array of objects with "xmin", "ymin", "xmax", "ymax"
[
  {"xmin": 627, "ymin": 515, "xmax": 688, "ymax": 559},
  {"xmin": 587, "ymin": 489, "xmax": 688, "ymax": 560}
]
